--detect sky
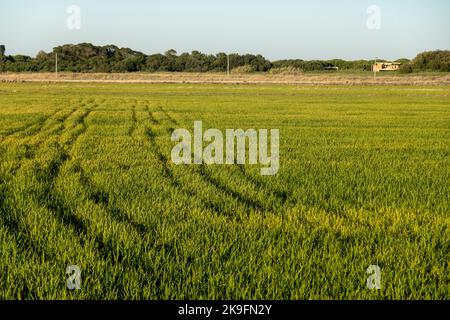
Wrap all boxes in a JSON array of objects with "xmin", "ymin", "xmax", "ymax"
[{"xmin": 0, "ymin": 0, "xmax": 449, "ymax": 60}]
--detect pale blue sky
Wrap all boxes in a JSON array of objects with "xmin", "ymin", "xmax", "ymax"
[{"xmin": 0, "ymin": 0, "xmax": 449, "ymax": 60}]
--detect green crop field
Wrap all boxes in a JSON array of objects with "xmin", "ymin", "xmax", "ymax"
[{"xmin": 0, "ymin": 82, "xmax": 448, "ymax": 300}]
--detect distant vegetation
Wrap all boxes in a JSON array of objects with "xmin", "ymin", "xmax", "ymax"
[
  {"xmin": 399, "ymin": 50, "xmax": 450, "ymax": 73},
  {"xmin": 0, "ymin": 43, "xmax": 449, "ymax": 73}
]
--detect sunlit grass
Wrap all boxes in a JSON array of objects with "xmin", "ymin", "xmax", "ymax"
[{"xmin": 0, "ymin": 83, "xmax": 449, "ymax": 299}]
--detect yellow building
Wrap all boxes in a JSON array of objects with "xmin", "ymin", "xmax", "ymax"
[{"xmin": 372, "ymin": 62, "xmax": 401, "ymax": 72}]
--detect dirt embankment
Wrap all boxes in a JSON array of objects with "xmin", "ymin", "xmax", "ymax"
[{"xmin": 1, "ymin": 72, "xmax": 449, "ymax": 85}]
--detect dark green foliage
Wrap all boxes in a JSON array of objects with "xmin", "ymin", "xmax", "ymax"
[
  {"xmin": 398, "ymin": 51, "xmax": 450, "ymax": 73},
  {"xmin": 399, "ymin": 64, "xmax": 413, "ymax": 74},
  {"xmin": 0, "ymin": 45, "xmax": 5, "ymax": 72},
  {"xmin": 1, "ymin": 44, "xmax": 449, "ymax": 73},
  {"xmin": 410, "ymin": 50, "xmax": 450, "ymax": 72},
  {"xmin": 1, "ymin": 43, "xmax": 273, "ymax": 73},
  {"xmin": 272, "ymin": 59, "xmax": 375, "ymax": 72},
  {"xmin": 5, "ymin": 55, "xmax": 37, "ymax": 72}
]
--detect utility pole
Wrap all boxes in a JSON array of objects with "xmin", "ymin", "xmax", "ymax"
[
  {"xmin": 55, "ymin": 53, "xmax": 58, "ymax": 78},
  {"xmin": 227, "ymin": 54, "xmax": 230, "ymax": 76},
  {"xmin": 373, "ymin": 57, "xmax": 377, "ymax": 80}
]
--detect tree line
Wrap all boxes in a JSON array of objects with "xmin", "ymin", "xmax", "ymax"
[
  {"xmin": 0, "ymin": 43, "xmax": 448, "ymax": 73},
  {"xmin": 398, "ymin": 50, "xmax": 450, "ymax": 73}
]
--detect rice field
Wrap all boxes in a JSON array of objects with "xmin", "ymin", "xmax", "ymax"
[{"xmin": 0, "ymin": 82, "xmax": 449, "ymax": 299}]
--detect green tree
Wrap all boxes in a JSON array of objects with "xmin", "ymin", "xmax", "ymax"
[
  {"xmin": 411, "ymin": 50, "xmax": 450, "ymax": 71},
  {"xmin": 146, "ymin": 54, "xmax": 168, "ymax": 72},
  {"xmin": 0, "ymin": 45, "xmax": 5, "ymax": 72},
  {"xmin": 399, "ymin": 64, "xmax": 413, "ymax": 74}
]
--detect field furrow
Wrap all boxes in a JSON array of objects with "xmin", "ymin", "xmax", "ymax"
[{"xmin": 0, "ymin": 83, "xmax": 448, "ymax": 299}]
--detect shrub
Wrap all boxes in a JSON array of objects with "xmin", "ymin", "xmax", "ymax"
[
  {"xmin": 399, "ymin": 64, "xmax": 413, "ymax": 74},
  {"xmin": 269, "ymin": 66, "xmax": 304, "ymax": 75},
  {"xmin": 231, "ymin": 64, "xmax": 255, "ymax": 74}
]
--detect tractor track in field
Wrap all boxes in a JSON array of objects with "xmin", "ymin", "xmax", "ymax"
[
  {"xmin": 237, "ymin": 164, "xmax": 288, "ymax": 201},
  {"xmin": 0, "ymin": 105, "xmax": 92, "ymax": 261},
  {"xmin": 146, "ymin": 106, "xmax": 267, "ymax": 216},
  {"xmin": 71, "ymin": 159, "xmax": 178, "ymax": 294},
  {"xmin": 34, "ymin": 106, "xmax": 95, "ymax": 233},
  {"xmin": 23, "ymin": 102, "xmax": 163, "ymax": 285},
  {"xmin": 0, "ymin": 174, "xmax": 57, "ymax": 261},
  {"xmin": 36, "ymin": 146, "xmax": 88, "ymax": 237},
  {"xmin": 0, "ymin": 109, "xmax": 62, "ymax": 143},
  {"xmin": 146, "ymin": 104, "xmax": 294, "ymax": 215},
  {"xmin": 144, "ymin": 126, "xmax": 239, "ymax": 217},
  {"xmin": 20, "ymin": 108, "xmax": 79, "ymax": 156},
  {"xmin": 164, "ymin": 104, "xmax": 278, "ymax": 213},
  {"xmin": 236, "ymin": 163, "xmax": 371, "ymax": 228},
  {"xmin": 37, "ymin": 149, "xmax": 152, "ymax": 275},
  {"xmin": 5, "ymin": 106, "xmax": 86, "ymax": 176},
  {"xmin": 146, "ymin": 105, "xmax": 160, "ymax": 125},
  {"xmin": 1, "ymin": 109, "xmax": 77, "ymax": 145},
  {"xmin": 143, "ymin": 110, "xmax": 241, "ymax": 217},
  {"xmin": 0, "ymin": 104, "xmax": 96, "ymax": 263},
  {"xmin": 157, "ymin": 105, "xmax": 269, "ymax": 213},
  {"xmin": 75, "ymin": 163, "xmax": 150, "ymax": 237},
  {"xmin": 237, "ymin": 164, "xmax": 293, "ymax": 205},
  {"xmin": 156, "ymin": 105, "xmax": 291, "ymax": 213},
  {"xmin": 26, "ymin": 106, "xmax": 95, "ymax": 239},
  {"xmin": 158, "ymin": 105, "xmax": 179, "ymax": 126},
  {"xmin": 144, "ymin": 126, "xmax": 179, "ymax": 182},
  {"xmin": 128, "ymin": 104, "xmax": 137, "ymax": 137},
  {"xmin": 27, "ymin": 105, "xmax": 144, "ymax": 271},
  {"xmin": 0, "ymin": 96, "xmax": 92, "ymax": 147},
  {"xmin": 143, "ymin": 125, "xmax": 224, "ymax": 213},
  {"xmin": 53, "ymin": 107, "xmax": 79, "ymax": 129},
  {"xmin": 197, "ymin": 164, "xmax": 266, "ymax": 212}
]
